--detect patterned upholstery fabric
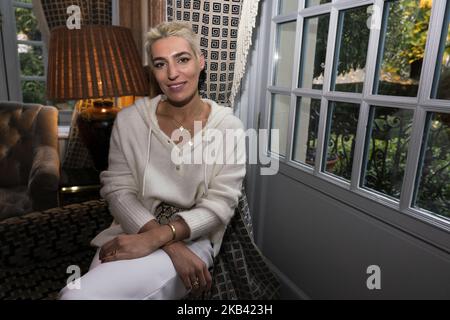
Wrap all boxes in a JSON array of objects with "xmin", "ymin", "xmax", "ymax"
[
  {"xmin": 208, "ymin": 191, "xmax": 280, "ymax": 299},
  {"xmin": 62, "ymin": 103, "xmax": 95, "ymax": 169},
  {"xmin": 167, "ymin": 0, "xmax": 242, "ymax": 106},
  {"xmin": 0, "ymin": 200, "xmax": 113, "ymax": 300},
  {"xmin": 0, "ymin": 193, "xmax": 279, "ymax": 300}
]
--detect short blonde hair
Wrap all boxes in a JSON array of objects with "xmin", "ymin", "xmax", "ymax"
[{"xmin": 146, "ymin": 22, "xmax": 201, "ymax": 62}]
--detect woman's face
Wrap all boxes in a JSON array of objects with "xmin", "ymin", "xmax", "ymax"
[{"xmin": 150, "ymin": 36, "xmax": 204, "ymax": 106}]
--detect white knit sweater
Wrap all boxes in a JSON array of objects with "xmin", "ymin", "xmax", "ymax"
[{"xmin": 91, "ymin": 95, "xmax": 246, "ymax": 257}]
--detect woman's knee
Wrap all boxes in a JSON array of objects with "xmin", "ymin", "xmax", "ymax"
[
  {"xmin": 58, "ymin": 274, "xmax": 103, "ymax": 300},
  {"xmin": 59, "ymin": 284, "xmax": 92, "ymax": 300}
]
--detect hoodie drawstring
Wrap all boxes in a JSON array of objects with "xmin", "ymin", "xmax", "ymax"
[
  {"xmin": 203, "ymin": 160, "xmax": 208, "ymax": 197},
  {"xmin": 142, "ymin": 127, "xmax": 152, "ymax": 198}
]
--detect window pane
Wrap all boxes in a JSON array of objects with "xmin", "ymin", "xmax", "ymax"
[
  {"xmin": 298, "ymin": 14, "xmax": 330, "ymax": 90},
  {"xmin": 323, "ymin": 101, "xmax": 360, "ymax": 180},
  {"xmin": 278, "ymin": 0, "xmax": 297, "ymax": 15},
  {"xmin": 19, "ymin": 45, "xmax": 44, "ymax": 76},
  {"xmin": 22, "ymin": 80, "xmax": 46, "ymax": 104},
  {"xmin": 293, "ymin": 97, "xmax": 321, "ymax": 165},
  {"xmin": 270, "ymin": 94, "xmax": 290, "ymax": 156},
  {"xmin": 362, "ymin": 107, "xmax": 414, "ymax": 199},
  {"xmin": 432, "ymin": 2, "xmax": 450, "ymax": 100},
  {"xmin": 414, "ymin": 113, "xmax": 450, "ymax": 219},
  {"xmin": 274, "ymin": 21, "xmax": 297, "ymax": 87},
  {"xmin": 375, "ymin": 0, "xmax": 432, "ymax": 97},
  {"xmin": 15, "ymin": 7, "xmax": 41, "ymax": 42},
  {"xmin": 332, "ymin": 5, "xmax": 371, "ymax": 93},
  {"xmin": 305, "ymin": 0, "xmax": 331, "ymax": 8}
]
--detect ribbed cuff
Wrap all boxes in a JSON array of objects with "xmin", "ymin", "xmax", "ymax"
[
  {"xmin": 177, "ymin": 207, "xmax": 222, "ymax": 240},
  {"xmin": 109, "ymin": 193, "xmax": 156, "ymax": 234}
]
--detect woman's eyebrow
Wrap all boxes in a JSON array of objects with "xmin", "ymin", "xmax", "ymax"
[{"xmin": 152, "ymin": 51, "xmax": 193, "ymax": 61}]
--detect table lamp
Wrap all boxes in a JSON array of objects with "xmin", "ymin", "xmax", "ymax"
[{"xmin": 47, "ymin": 25, "xmax": 149, "ymax": 171}]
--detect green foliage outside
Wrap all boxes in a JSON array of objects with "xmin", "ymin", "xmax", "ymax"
[
  {"xmin": 15, "ymin": 6, "xmax": 46, "ymax": 104},
  {"xmin": 311, "ymin": 0, "xmax": 449, "ymax": 219}
]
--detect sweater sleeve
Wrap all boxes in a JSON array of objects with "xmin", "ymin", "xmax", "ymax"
[
  {"xmin": 100, "ymin": 118, "xmax": 156, "ymax": 234},
  {"xmin": 177, "ymin": 118, "xmax": 246, "ymax": 240}
]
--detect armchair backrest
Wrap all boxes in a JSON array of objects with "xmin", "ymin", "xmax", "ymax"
[{"xmin": 0, "ymin": 102, "xmax": 58, "ymax": 188}]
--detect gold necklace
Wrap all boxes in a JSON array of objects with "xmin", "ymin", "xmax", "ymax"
[{"xmin": 161, "ymin": 102, "xmax": 206, "ymax": 136}]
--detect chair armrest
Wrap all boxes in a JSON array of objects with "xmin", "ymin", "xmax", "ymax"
[
  {"xmin": 0, "ymin": 200, "xmax": 112, "ymax": 268},
  {"xmin": 28, "ymin": 145, "xmax": 60, "ymax": 210}
]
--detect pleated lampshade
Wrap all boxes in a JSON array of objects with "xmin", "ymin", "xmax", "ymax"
[{"xmin": 47, "ymin": 25, "xmax": 148, "ymax": 101}]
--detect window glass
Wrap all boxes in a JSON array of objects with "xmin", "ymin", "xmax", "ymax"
[
  {"xmin": 293, "ymin": 97, "xmax": 321, "ymax": 165},
  {"xmin": 278, "ymin": 0, "xmax": 298, "ymax": 15},
  {"xmin": 274, "ymin": 21, "xmax": 297, "ymax": 88},
  {"xmin": 19, "ymin": 46, "xmax": 44, "ymax": 76},
  {"xmin": 332, "ymin": 5, "xmax": 371, "ymax": 93},
  {"xmin": 323, "ymin": 101, "xmax": 360, "ymax": 180},
  {"xmin": 414, "ymin": 112, "xmax": 450, "ymax": 219},
  {"xmin": 298, "ymin": 14, "xmax": 330, "ymax": 90},
  {"xmin": 362, "ymin": 107, "xmax": 414, "ymax": 199},
  {"xmin": 270, "ymin": 94, "xmax": 291, "ymax": 156},
  {"xmin": 21, "ymin": 80, "xmax": 46, "ymax": 104},
  {"xmin": 375, "ymin": 0, "xmax": 433, "ymax": 97},
  {"xmin": 15, "ymin": 7, "xmax": 42, "ymax": 42},
  {"xmin": 432, "ymin": 2, "xmax": 450, "ymax": 100},
  {"xmin": 305, "ymin": 0, "xmax": 331, "ymax": 8}
]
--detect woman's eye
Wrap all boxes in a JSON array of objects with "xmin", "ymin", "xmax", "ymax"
[
  {"xmin": 153, "ymin": 62, "xmax": 165, "ymax": 69},
  {"xmin": 178, "ymin": 57, "xmax": 190, "ymax": 64}
]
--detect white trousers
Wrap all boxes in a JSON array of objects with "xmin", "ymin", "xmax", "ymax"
[{"xmin": 59, "ymin": 238, "xmax": 214, "ymax": 300}]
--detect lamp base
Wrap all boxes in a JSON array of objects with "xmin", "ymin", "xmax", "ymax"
[{"xmin": 76, "ymin": 100, "xmax": 119, "ymax": 171}]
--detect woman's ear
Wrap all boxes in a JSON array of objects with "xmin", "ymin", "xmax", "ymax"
[{"xmin": 199, "ymin": 53, "xmax": 205, "ymax": 70}]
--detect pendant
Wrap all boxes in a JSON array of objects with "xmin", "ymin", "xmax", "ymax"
[{"xmin": 179, "ymin": 126, "xmax": 184, "ymax": 132}]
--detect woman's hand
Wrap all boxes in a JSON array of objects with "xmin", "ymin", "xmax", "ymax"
[
  {"xmin": 99, "ymin": 227, "xmax": 171, "ymax": 263},
  {"xmin": 164, "ymin": 242, "xmax": 212, "ymax": 296}
]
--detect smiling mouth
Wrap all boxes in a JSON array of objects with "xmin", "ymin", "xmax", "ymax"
[{"xmin": 168, "ymin": 82, "xmax": 186, "ymax": 90}]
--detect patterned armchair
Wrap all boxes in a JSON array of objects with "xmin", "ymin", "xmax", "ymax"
[
  {"xmin": 0, "ymin": 191, "xmax": 279, "ymax": 300},
  {"xmin": 0, "ymin": 200, "xmax": 112, "ymax": 299}
]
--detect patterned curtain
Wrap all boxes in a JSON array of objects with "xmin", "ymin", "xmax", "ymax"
[{"xmin": 167, "ymin": 0, "xmax": 243, "ymax": 106}]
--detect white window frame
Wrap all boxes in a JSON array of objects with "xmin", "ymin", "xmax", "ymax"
[
  {"xmin": 0, "ymin": 0, "xmax": 47, "ymax": 102},
  {"xmin": 262, "ymin": 0, "xmax": 450, "ymax": 233}
]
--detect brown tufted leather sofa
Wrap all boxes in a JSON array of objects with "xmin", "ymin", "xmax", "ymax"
[{"xmin": 0, "ymin": 101, "xmax": 60, "ymax": 220}]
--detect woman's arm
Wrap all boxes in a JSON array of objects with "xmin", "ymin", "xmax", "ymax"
[
  {"xmin": 102, "ymin": 217, "xmax": 212, "ymax": 294},
  {"xmin": 176, "ymin": 121, "xmax": 246, "ymax": 240},
  {"xmin": 100, "ymin": 117, "xmax": 157, "ymax": 234},
  {"xmin": 138, "ymin": 219, "xmax": 212, "ymax": 293}
]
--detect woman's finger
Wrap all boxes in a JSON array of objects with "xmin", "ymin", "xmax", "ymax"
[
  {"xmin": 99, "ymin": 240, "xmax": 116, "ymax": 260},
  {"xmin": 182, "ymin": 275, "xmax": 192, "ymax": 291},
  {"xmin": 204, "ymin": 265, "xmax": 213, "ymax": 291},
  {"xmin": 101, "ymin": 250, "xmax": 122, "ymax": 263},
  {"xmin": 197, "ymin": 271, "xmax": 207, "ymax": 291}
]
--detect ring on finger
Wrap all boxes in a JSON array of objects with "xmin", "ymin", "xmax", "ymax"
[{"xmin": 192, "ymin": 277, "xmax": 200, "ymax": 289}]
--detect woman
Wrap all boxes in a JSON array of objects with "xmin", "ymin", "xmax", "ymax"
[{"xmin": 59, "ymin": 22, "xmax": 246, "ymax": 300}]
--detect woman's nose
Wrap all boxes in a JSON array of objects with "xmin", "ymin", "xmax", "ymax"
[{"xmin": 167, "ymin": 62, "xmax": 179, "ymax": 80}]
